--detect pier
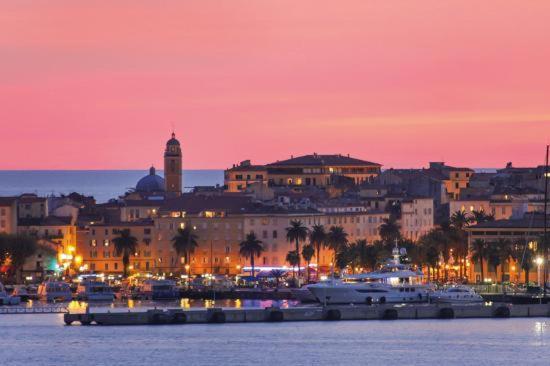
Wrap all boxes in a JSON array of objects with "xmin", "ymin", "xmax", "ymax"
[{"xmin": 63, "ymin": 303, "xmax": 550, "ymax": 326}]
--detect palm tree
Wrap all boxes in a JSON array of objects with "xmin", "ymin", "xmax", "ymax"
[
  {"xmin": 286, "ymin": 220, "xmax": 308, "ymax": 277},
  {"xmin": 285, "ymin": 250, "xmax": 300, "ymax": 279},
  {"xmin": 309, "ymin": 224, "xmax": 327, "ymax": 275},
  {"xmin": 471, "ymin": 210, "xmax": 494, "ymax": 224},
  {"xmin": 486, "ymin": 242, "xmax": 502, "ymax": 282},
  {"xmin": 335, "ymin": 243, "xmax": 352, "ymax": 272},
  {"xmin": 379, "ymin": 217, "xmax": 401, "ymax": 245},
  {"xmin": 352, "ymin": 239, "xmax": 376, "ymax": 272},
  {"xmin": 450, "ymin": 210, "xmax": 471, "ymax": 230},
  {"xmin": 470, "ymin": 239, "xmax": 487, "ymax": 283},
  {"xmin": 301, "ymin": 244, "xmax": 315, "ymax": 283},
  {"xmin": 171, "ymin": 226, "xmax": 199, "ymax": 275},
  {"xmin": 515, "ymin": 240, "xmax": 535, "ymax": 284},
  {"xmin": 418, "ymin": 231, "xmax": 440, "ymax": 281},
  {"xmin": 496, "ymin": 238, "xmax": 514, "ymax": 282},
  {"xmin": 112, "ymin": 229, "xmax": 139, "ymax": 278},
  {"xmin": 239, "ymin": 232, "xmax": 264, "ymax": 278},
  {"xmin": 1, "ymin": 234, "xmax": 38, "ymax": 283},
  {"xmin": 326, "ymin": 226, "xmax": 348, "ymax": 274}
]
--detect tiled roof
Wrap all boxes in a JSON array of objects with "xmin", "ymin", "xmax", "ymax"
[
  {"xmin": 266, "ymin": 154, "xmax": 381, "ymax": 167},
  {"xmin": 17, "ymin": 194, "xmax": 47, "ymax": 203},
  {"xmin": 0, "ymin": 196, "xmax": 17, "ymax": 206},
  {"xmin": 18, "ymin": 216, "xmax": 73, "ymax": 226},
  {"xmin": 468, "ymin": 215, "xmax": 549, "ymax": 229},
  {"xmin": 90, "ymin": 219, "xmax": 154, "ymax": 227},
  {"xmin": 226, "ymin": 165, "xmax": 267, "ymax": 172},
  {"xmin": 160, "ymin": 194, "xmax": 257, "ymax": 214}
]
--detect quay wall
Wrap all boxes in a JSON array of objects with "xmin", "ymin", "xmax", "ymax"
[{"xmin": 63, "ymin": 303, "xmax": 550, "ymax": 326}]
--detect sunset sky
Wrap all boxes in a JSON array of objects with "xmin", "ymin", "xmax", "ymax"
[{"xmin": 1, "ymin": 0, "xmax": 550, "ymax": 170}]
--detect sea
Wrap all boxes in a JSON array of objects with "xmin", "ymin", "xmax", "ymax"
[
  {"xmin": 0, "ymin": 313, "xmax": 548, "ymax": 366},
  {"xmin": 0, "ymin": 170, "xmax": 224, "ymax": 203},
  {"xmin": 0, "ymin": 168, "xmax": 498, "ymax": 204}
]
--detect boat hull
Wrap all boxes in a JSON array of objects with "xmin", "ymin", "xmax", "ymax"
[{"xmin": 308, "ymin": 285, "xmax": 428, "ymax": 305}]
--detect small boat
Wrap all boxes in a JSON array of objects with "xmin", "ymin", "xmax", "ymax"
[
  {"xmin": 429, "ymin": 285, "xmax": 484, "ymax": 303},
  {"xmin": 37, "ymin": 281, "xmax": 73, "ymax": 302},
  {"xmin": 0, "ymin": 282, "xmax": 21, "ymax": 305},
  {"xmin": 136, "ymin": 280, "xmax": 178, "ymax": 300},
  {"xmin": 76, "ymin": 280, "xmax": 115, "ymax": 301},
  {"xmin": 12, "ymin": 285, "xmax": 34, "ymax": 302}
]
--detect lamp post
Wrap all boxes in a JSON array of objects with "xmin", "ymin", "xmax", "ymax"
[{"xmin": 535, "ymin": 256, "xmax": 544, "ymax": 287}]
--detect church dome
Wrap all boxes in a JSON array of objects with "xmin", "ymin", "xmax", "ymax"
[
  {"xmin": 166, "ymin": 132, "xmax": 180, "ymax": 146},
  {"xmin": 136, "ymin": 166, "xmax": 165, "ymax": 193}
]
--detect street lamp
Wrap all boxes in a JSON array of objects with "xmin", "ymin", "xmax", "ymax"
[{"xmin": 535, "ymin": 256, "xmax": 544, "ymax": 286}]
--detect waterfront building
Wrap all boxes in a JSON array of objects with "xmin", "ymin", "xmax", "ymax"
[
  {"xmin": 17, "ymin": 193, "xmax": 48, "ymax": 219},
  {"xmin": 0, "ymin": 197, "xmax": 18, "ymax": 234},
  {"xmin": 224, "ymin": 154, "xmax": 381, "ymax": 192},
  {"xmin": 400, "ymin": 197, "xmax": 434, "ymax": 241},
  {"xmin": 83, "ymin": 220, "xmax": 155, "ymax": 273},
  {"xmin": 17, "ymin": 216, "xmax": 77, "ymax": 280},
  {"xmin": 224, "ymin": 160, "xmax": 268, "ymax": 192},
  {"xmin": 466, "ymin": 213, "xmax": 548, "ymax": 284}
]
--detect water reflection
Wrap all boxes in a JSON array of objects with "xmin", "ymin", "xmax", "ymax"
[
  {"xmin": 7, "ymin": 298, "xmax": 299, "ymax": 312},
  {"xmin": 534, "ymin": 321, "xmax": 548, "ymax": 346}
]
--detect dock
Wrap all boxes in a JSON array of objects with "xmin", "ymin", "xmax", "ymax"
[
  {"xmin": 63, "ymin": 303, "xmax": 550, "ymax": 326},
  {"xmin": 0, "ymin": 306, "xmax": 68, "ymax": 315}
]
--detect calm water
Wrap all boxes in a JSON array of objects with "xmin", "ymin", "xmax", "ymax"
[
  {"xmin": 0, "ymin": 170, "xmax": 224, "ymax": 203},
  {"xmin": 0, "ymin": 315, "xmax": 548, "ymax": 366}
]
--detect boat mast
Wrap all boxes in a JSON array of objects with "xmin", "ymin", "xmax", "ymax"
[{"xmin": 543, "ymin": 145, "xmax": 548, "ymax": 297}]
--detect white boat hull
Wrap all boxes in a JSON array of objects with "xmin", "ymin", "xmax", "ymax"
[{"xmin": 308, "ymin": 284, "xmax": 428, "ymax": 305}]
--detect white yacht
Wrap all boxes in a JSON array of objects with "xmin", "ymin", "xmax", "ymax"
[
  {"xmin": 308, "ymin": 246, "xmax": 429, "ymax": 305},
  {"xmin": 137, "ymin": 279, "xmax": 179, "ymax": 300},
  {"xmin": 0, "ymin": 282, "xmax": 21, "ymax": 305},
  {"xmin": 429, "ymin": 285, "xmax": 484, "ymax": 303},
  {"xmin": 37, "ymin": 281, "xmax": 72, "ymax": 302},
  {"xmin": 76, "ymin": 280, "xmax": 115, "ymax": 301}
]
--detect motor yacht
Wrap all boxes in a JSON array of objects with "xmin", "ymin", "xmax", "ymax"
[
  {"xmin": 291, "ymin": 286, "xmax": 318, "ymax": 303},
  {"xmin": 0, "ymin": 282, "xmax": 21, "ymax": 305},
  {"xmin": 308, "ymin": 246, "xmax": 429, "ymax": 305},
  {"xmin": 429, "ymin": 285, "xmax": 484, "ymax": 303},
  {"xmin": 76, "ymin": 280, "xmax": 115, "ymax": 301},
  {"xmin": 37, "ymin": 281, "xmax": 73, "ymax": 302},
  {"xmin": 136, "ymin": 279, "xmax": 179, "ymax": 300}
]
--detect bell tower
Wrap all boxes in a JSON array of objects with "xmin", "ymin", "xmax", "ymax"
[{"xmin": 164, "ymin": 132, "xmax": 182, "ymax": 195}]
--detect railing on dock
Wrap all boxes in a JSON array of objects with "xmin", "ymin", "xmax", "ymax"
[{"xmin": 0, "ymin": 306, "xmax": 68, "ymax": 314}]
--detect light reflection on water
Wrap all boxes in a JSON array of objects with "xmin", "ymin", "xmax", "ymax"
[
  {"xmin": 0, "ymin": 316, "xmax": 548, "ymax": 366},
  {"xmin": 8, "ymin": 298, "xmax": 298, "ymax": 313}
]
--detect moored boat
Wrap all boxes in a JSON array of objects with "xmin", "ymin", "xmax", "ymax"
[
  {"xmin": 37, "ymin": 281, "xmax": 73, "ymax": 302},
  {"xmin": 308, "ymin": 245, "xmax": 429, "ymax": 305},
  {"xmin": 136, "ymin": 279, "xmax": 178, "ymax": 300},
  {"xmin": 0, "ymin": 282, "xmax": 21, "ymax": 305},
  {"xmin": 76, "ymin": 280, "xmax": 115, "ymax": 301},
  {"xmin": 429, "ymin": 285, "xmax": 484, "ymax": 303}
]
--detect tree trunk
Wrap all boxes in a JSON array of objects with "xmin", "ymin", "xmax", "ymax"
[
  {"xmin": 524, "ymin": 269, "xmax": 530, "ymax": 284},
  {"xmin": 480, "ymin": 258, "xmax": 484, "ymax": 284},
  {"xmin": 123, "ymin": 254, "xmax": 129, "ymax": 278},
  {"xmin": 316, "ymin": 244, "xmax": 321, "ymax": 278},
  {"xmin": 296, "ymin": 239, "xmax": 301, "ymax": 278},
  {"xmin": 250, "ymin": 255, "xmax": 255, "ymax": 278},
  {"xmin": 306, "ymin": 261, "xmax": 310, "ymax": 283}
]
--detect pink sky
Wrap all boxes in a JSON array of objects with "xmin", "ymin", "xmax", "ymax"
[{"xmin": 1, "ymin": 0, "xmax": 550, "ymax": 170}]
